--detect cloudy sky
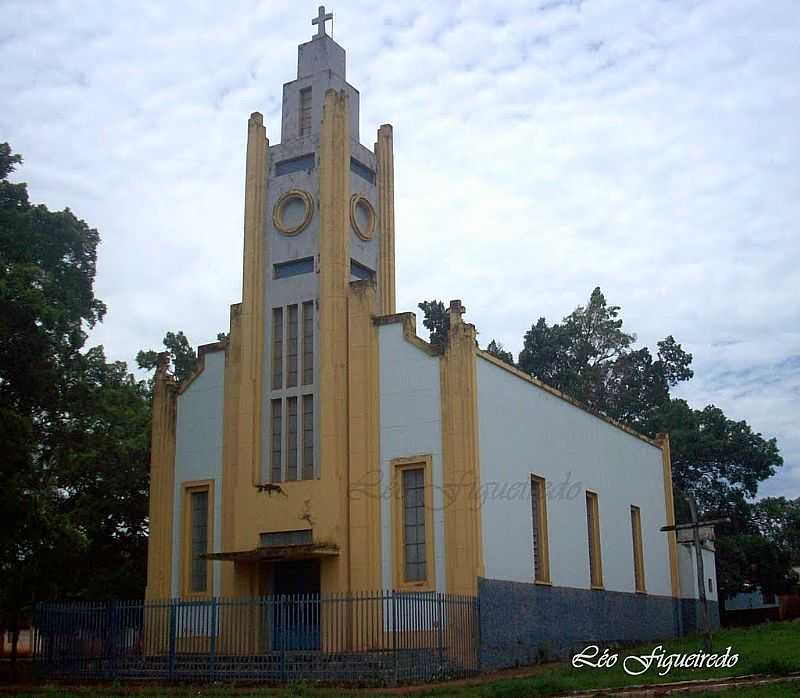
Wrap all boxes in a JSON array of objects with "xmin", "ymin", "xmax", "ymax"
[{"xmin": 2, "ymin": 0, "xmax": 798, "ymax": 498}]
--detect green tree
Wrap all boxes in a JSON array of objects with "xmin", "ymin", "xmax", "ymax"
[
  {"xmin": 0, "ymin": 142, "xmax": 107, "ymax": 669},
  {"xmin": 486, "ymin": 339, "xmax": 514, "ymax": 365},
  {"xmin": 649, "ymin": 399, "xmax": 782, "ymax": 516},
  {"xmin": 518, "ymin": 288, "xmax": 693, "ymax": 428},
  {"xmin": 418, "ymin": 300, "xmax": 449, "ymax": 350},
  {"xmin": 715, "ymin": 533, "xmax": 797, "ymax": 600},
  {"xmin": 752, "ymin": 497, "xmax": 800, "ymax": 567},
  {"xmin": 137, "ymin": 330, "xmax": 197, "ymax": 384},
  {"xmin": 51, "ymin": 346, "xmax": 152, "ymax": 599}
]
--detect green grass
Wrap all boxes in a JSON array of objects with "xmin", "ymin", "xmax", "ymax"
[
  {"xmin": 692, "ymin": 686, "xmax": 800, "ymax": 698},
  {"xmin": 8, "ymin": 621, "xmax": 800, "ymax": 698}
]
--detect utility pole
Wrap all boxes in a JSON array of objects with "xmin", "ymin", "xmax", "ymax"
[{"xmin": 661, "ymin": 495, "xmax": 728, "ymax": 653}]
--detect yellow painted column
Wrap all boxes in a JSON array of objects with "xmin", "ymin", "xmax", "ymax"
[
  {"xmin": 375, "ymin": 124, "xmax": 396, "ymax": 315},
  {"xmin": 440, "ymin": 301, "xmax": 484, "ymax": 595},
  {"xmin": 347, "ymin": 281, "xmax": 382, "ymax": 592},
  {"xmin": 657, "ymin": 432, "xmax": 681, "ymax": 598},
  {"xmin": 238, "ymin": 112, "xmax": 268, "ymax": 488},
  {"xmin": 145, "ymin": 353, "xmax": 178, "ymax": 600},
  {"xmin": 319, "ymin": 89, "xmax": 351, "ymax": 594},
  {"xmin": 220, "ymin": 303, "xmax": 242, "ymax": 597}
]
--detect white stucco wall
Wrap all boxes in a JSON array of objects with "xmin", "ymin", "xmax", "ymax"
[
  {"xmin": 476, "ymin": 356, "xmax": 673, "ymax": 597},
  {"xmin": 378, "ymin": 323, "xmax": 446, "ymax": 592},
  {"xmin": 678, "ymin": 543, "xmax": 719, "ymax": 601},
  {"xmin": 171, "ymin": 350, "xmax": 225, "ymax": 597}
]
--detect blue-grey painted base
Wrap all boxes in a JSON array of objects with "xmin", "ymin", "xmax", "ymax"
[
  {"xmin": 681, "ymin": 597, "xmax": 721, "ymax": 634},
  {"xmin": 478, "ymin": 577, "xmax": 719, "ymax": 670}
]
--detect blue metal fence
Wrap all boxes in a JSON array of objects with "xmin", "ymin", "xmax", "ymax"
[{"xmin": 33, "ymin": 591, "xmax": 479, "ymax": 685}]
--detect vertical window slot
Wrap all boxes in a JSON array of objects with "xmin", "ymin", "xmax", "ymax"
[
  {"xmin": 271, "ymin": 399, "xmax": 282, "ymax": 482},
  {"xmin": 272, "ymin": 308, "xmax": 283, "ymax": 390},
  {"xmin": 302, "ymin": 395, "xmax": 314, "ymax": 480},
  {"xmin": 586, "ymin": 491, "xmax": 603, "ymax": 588},
  {"xmin": 287, "ymin": 304, "xmax": 298, "ymax": 388},
  {"xmin": 299, "ymin": 87, "xmax": 312, "ymax": 137},
  {"xmin": 631, "ymin": 505, "xmax": 646, "ymax": 592},
  {"xmin": 302, "ymin": 301, "xmax": 314, "ymax": 385},
  {"xmin": 189, "ymin": 490, "xmax": 208, "ymax": 593},
  {"xmin": 286, "ymin": 397, "xmax": 298, "ymax": 481},
  {"xmin": 531, "ymin": 475, "xmax": 550, "ymax": 584},
  {"xmin": 402, "ymin": 467, "xmax": 427, "ymax": 583}
]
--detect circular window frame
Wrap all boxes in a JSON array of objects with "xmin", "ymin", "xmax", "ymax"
[
  {"xmin": 350, "ymin": 194, "xmax": 376, "ymax": 241},
  {"xmin": 273, "ymin": 189, "xmax": 314, "ymax": 236}
]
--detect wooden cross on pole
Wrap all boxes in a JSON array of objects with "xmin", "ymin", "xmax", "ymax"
[{"xmin": 662, "ymin": 497, "xmax": 729, "ymax": 652}]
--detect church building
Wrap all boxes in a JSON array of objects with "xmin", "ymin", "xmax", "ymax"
[{"xmin": 145, "ymin": 9, "xmax": 717, "ymax": 665}]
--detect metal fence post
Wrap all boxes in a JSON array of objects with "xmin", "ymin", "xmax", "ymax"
[
  {"xmin": 280, "ymin": 595, "xmax": 287, "ymax": 683},
  {"xmin": 392, "ymin": 591, "xmax": 398, "ymax": 685},
  {"xmin": 103, "ymin": 600, "xmax": 115, "ymax": 680},
  {"xmin": 208, "ymin": 597, "xmax": 217, "ymax": 682},
  {"xmin": 437, "ymin": 593, "xmax": 444, "ymax": 675},
  {"xmin": 167, "ymin": 600, "xmax": 177, "ymax": 681}
]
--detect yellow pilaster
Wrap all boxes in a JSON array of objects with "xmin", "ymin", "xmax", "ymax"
[
  {"xmin": 220, "ymin": 303, "xmax": 242, "ymax": 597},
  {"xmin": 145, "ymin": 353, "xmax": 178, "ymax": 600},
  {"xmin": 347, "ymin": 281, "xmax": 382, "ymax": 592},
  {"xmin": 657, "ymin": 432, "xmax": 681, "ymax": 598},
  {"xmin": 319, "ymin": 89, "xmax": 351, "ymax": 593},
  {"xmin": 440, "ymin": 301, "xmax": 484, "ymax": 595},
  {"xmin": 375, "ymin": 124, "xmax": 396, "ymax": 315},
  {"xmin": 238, "ymin": 112, "xmax": 268, "ymax": 487}
]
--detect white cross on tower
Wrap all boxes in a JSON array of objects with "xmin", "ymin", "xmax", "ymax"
[{"xmin": 312, "ymin": 5, "xmax": 333, "ymax": 38}]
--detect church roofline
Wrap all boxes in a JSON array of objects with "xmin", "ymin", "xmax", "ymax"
[
  {"xmin": 373, "ymin": 312, "xmax": 441, "ymax": 357},
  {"xmin": 177, "ymin": 339, "xmax": 227, "ymax": 395},
  {"xmin": 476, "ymin": 349, "xmax": 663, "ymax": 450}
]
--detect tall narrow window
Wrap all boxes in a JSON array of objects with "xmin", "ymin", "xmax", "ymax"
[
  {"xmin": 183, "ymin": 485, "xmax": 211, "ymax": 596},
  {"xmin": 392, "ymin": 458, "xmax": 434, "ymax": 590},
  {"xmin": 286, "ymin": 396, "xmax": 298, "ymax": 481},
  {"xmin": 302, "ymin": 301, "xmax": 314, "ymax": 385},
  {"xmin": 631, "ymin": 505, "xmax": 646, "ymax": 592},
  {"xmin": 271, "ymin": 399, "xmax": 282, "ymax": 482},
  {"xmin": 531, "ymin": 475, "xmax": 550, "ymax": 583},
  {"xmin": 586, "ymin": 491, "xmax": 603, "ymax": 588},
  {"xmin": 286, "ymin": 304, "xmax": 298, "ymax": 387},
  {"xmin": 299, "ymin": 87, "xmax": 312, "ymax": 137},
  {"xmin": 302, "ymin": 395, "xmax": 314, "ymax": 480},
  {"xmin": 402, "ymin": 468, "xmax": 426, "ymax": 583},
  {"xmin": 272, "ymin": 308, "xmax": 283, "ymax": 390}
]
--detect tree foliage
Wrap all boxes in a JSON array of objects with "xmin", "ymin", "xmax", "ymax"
[
  {"xmin": 518, "ymin": 288, "xmax": 693, "ymax": 429},
  {"xmin": 0, "ymin": 145, "xmax": 151, "ymax": 665},
  {"xmin": 418, "ymin": 300, "xmax": 449, "ymax": 350},
  {"xmin": 649, "ymin": 399, "xmax": 782, "ymax": 516},
  {"xmin": 486, "ymin": 339, "xmax": 514, "ymax": 365},
  {"xmin": 137, "ymin": 330, "xmax": 197, "ymax": 384}
]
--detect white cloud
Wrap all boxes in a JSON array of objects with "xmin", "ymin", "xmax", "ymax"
[{"xmin": 1, "ymin": 0, "xmax": 798, "ymax": 497}]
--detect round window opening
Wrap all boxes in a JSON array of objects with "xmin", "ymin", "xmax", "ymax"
[
  {"xmin": 273, "ymin": 190, "xmax": 314, "ymax": 236},
  {"xmin": 350, "ymin": 194, "xmax": 376, "ymax": 241}
]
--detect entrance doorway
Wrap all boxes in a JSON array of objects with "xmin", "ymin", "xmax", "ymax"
[
  {"xmin": 273, "ymin": 559, "xmax": 320, "ymax": 596},
  {"xmin": 271, "ymin": 559, "xmax": 321, "ymax": 650}
]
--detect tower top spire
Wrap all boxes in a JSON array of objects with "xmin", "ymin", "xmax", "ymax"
[{"xmin": 311, "ymin": 5, "xmax": 333, "ymax": 39}]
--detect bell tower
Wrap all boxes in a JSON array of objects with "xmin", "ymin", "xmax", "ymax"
[{"xmin": 224, "ymin": 7, "xmax": 390, "ymax": 595}]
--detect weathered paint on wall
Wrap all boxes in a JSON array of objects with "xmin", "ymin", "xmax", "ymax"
[{"xmin": 476, "ymin": 355, "xmax": 672, "ymax": 596}]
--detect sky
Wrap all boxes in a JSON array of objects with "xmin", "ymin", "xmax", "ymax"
[{"xmin": 2, "ymin": 0, "xmax": 798, "ymax": 499}]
